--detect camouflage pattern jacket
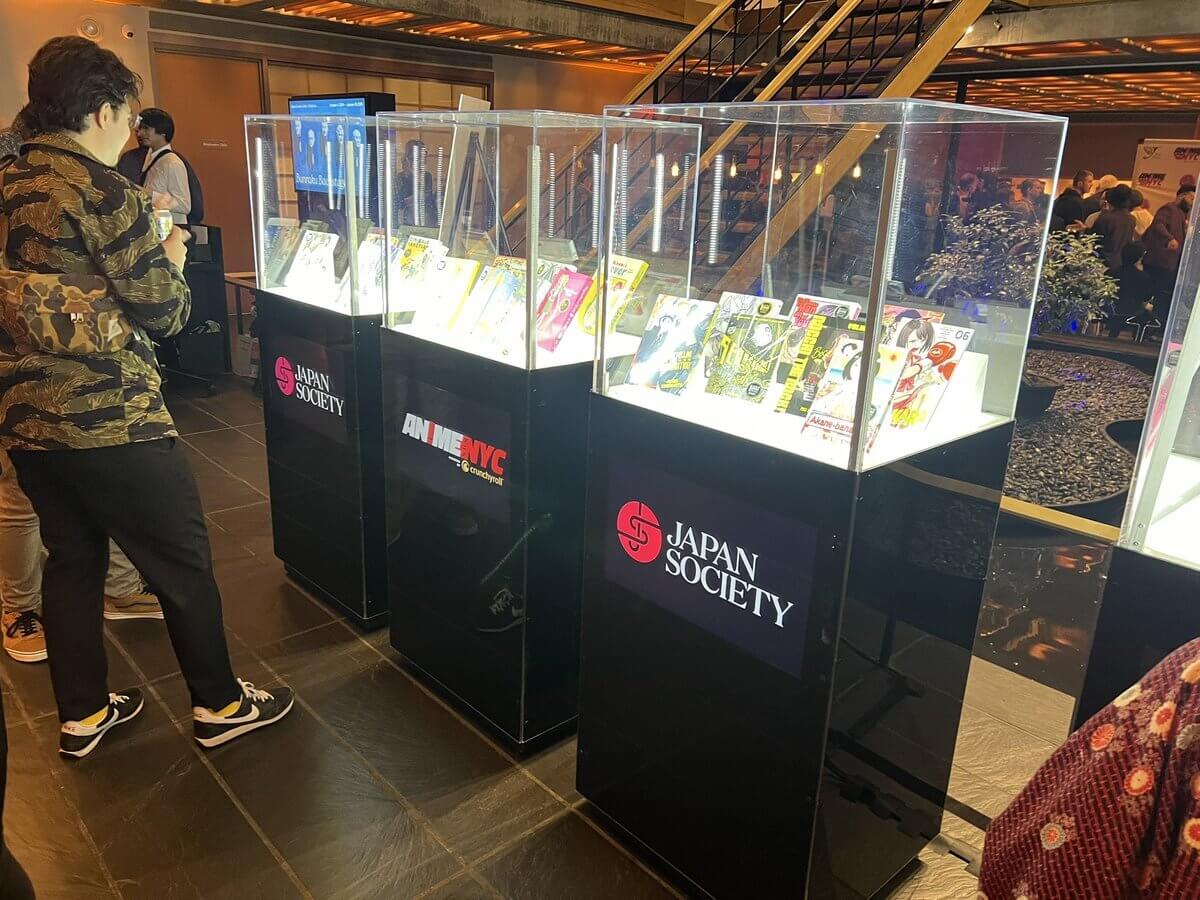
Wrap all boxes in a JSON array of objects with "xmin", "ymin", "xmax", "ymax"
[{"xmin": 0, "ymin": 133, "xmax": 189, "ymax": 450}]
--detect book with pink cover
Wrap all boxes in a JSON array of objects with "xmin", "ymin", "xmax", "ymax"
[{"xmin": 535, "ymin": 270, "xmax": 595, "ymax": 352}]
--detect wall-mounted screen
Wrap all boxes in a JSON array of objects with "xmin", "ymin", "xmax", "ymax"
[{"xmin": 287, "ymin": 96, "xmax": 368, "ymax": 197}]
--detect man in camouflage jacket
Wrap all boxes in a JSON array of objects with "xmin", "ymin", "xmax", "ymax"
[
  {"xmin": 0, "ymin": 130, "xmax": 187, "ymax": 449},
  {"xmin": 0, "ymin": 36, "xmax": 291, "ymax": 759}
]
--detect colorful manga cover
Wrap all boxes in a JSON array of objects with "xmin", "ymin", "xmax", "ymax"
[
  {"xmin": 888, "ymin": 323, "xmax": 975, "ymax": 431},
  {"xmin": 613, "ymin": 269, "xmax": 685, "ymax": 336},
  {"xmin": 801, "ymin": 338, "xmax": 906, "ymax": 446},
  {"xmin": 581, "ymin": 254, "xmax": 649, "ymax": 335},
  {"xmin": 535, "ymin": 270, "xmax": 595, "ymax": 352},
  {"xmin": 790, "ymin": 294, "xmax": 862, "ymax": 330},
  {"xmin": 704, "ymin": 311, "xmax": 789, "ymax": 404},
  {"xmin": 702, "ymin": 293, "xmax": 784, "ymax": 379},
  {"xmin": 627, "ymin": 295, "xmax": 717, "ymax": 394},
  {"xmin": 775, "ymin": 318, "xmax": 866, "ymax": 414},
  {"xmin": 388, "ymin": 235, "xmax": 447, "ymax": 324},
  {"xmin": 879, "ymin": 305, "xmax": 946, "ymax": 349}
]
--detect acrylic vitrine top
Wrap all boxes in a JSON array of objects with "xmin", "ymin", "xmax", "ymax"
[
  {"xmin": 595, "ymin": 98, "xmax": 1068, "ymax": 472},
  {"xmin": 1121, "ymin": 197, "xmax": 1200, "ymax": 571},
  {"xmin": 245, "ymin": 114, "xmax": 387, "ymax": 317},
  {"xmin": 377, "ymin": 109, "xmax": 701, "ymax": 370}
]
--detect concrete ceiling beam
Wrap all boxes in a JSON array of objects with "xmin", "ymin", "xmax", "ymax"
[
  {"xmin": 351, "ymin": 0, "xmax": 692, "ymax": 52},
  {"xmin": 960, "ymin": 0, "xmax": 1200, "ymax": 49}
]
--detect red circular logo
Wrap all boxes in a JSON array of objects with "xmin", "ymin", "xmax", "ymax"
[
  {"xmin": 274, "ymin": 357, "xmax": 296, "ymax": 396},
  {"xmin": 616, "ymin": 500, "xmax": 662, "ymax": 564}
]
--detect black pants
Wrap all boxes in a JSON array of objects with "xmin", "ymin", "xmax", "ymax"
[
  {"xmin": 1146, "ymin": 264, "xmax": 1178, "ymax": 314},
  {"xmin": 11, "ymin": 439, "xmax": 240, "ymax": 723}
]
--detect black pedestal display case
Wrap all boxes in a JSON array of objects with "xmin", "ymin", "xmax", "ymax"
[
  {"xmin": 577, "ymin": 396, "xmax": 1014, "ymax": 899},
  {"xmin": 257, "ymin": 290, "xmax": 387, "ymax": 627},
  {"xmin": 383, "ymin": 331, "xmax": 589, "ymax": 747}
]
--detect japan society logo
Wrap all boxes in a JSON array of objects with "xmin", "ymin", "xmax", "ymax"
[
  {"xmin": 616, "ymin": 500, "xmax": 662, "ymax": 564},
  {"xmin": 274, "ymin": 357, "xmax": 296, "ymax": 396}
]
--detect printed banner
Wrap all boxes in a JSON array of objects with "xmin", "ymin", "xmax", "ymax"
[
  {"xmin": 390, "ymin": 378, "xmax": 512, "ymax": 526},
  {"xmin": 604, "ymin": 459, "xmax": 816, "ymax": 677}
]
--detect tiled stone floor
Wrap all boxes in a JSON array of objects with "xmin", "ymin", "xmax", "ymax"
[{"xmin": 0, "ymin": 378, "xmax": 1078, "ymax": 898}]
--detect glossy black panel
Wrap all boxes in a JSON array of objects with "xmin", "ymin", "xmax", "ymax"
[
  {"xmin": 817, "ymin": 423, "xmax": 1012, "ymax": 898},
  {"xmin": 257, "ymin": 291, "xmax": 387, "ymax": 626},
  {"xmin": 577, "ymin": 396, "xmax": 1012, "ymax": 899},
  {"xmin": 382, "ymin": 331, "xmax": 589, "ymax": 745},
  {"xmin": 577, "ymin": 395, "xmax": 853, "ymax": 899},
  {"xmin": 1076, "ymin": 546, "xmax": 1200, "ymax": 728}
]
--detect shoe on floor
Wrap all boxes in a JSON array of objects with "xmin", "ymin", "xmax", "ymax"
[
  {"xmin": 3, "ymin": 610, "xmax": 47, "ymax": 663},
  {"xmin": 60, "ymin": 689, "xmax": 144, "ymax": 758},
  {"xmin": 104, "ymin": 590, "xmax": 165, "ymax": 620},
  {"xmin": 193, "ymin": 679, "xmax": 294, "ymax": 749}
]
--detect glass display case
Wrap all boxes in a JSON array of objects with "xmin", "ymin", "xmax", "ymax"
[
  {"xmin": 246, "ymin": 114, "xmax": 386, "ymax": 315},
  {"xmin": 377, "ymin": 110, "xmax": 701, "ymax": 745},
  {"xmin": 1122, "ymin": 214, "xmax": 1200, "ymax": 569},
  {"xmin": 244, "ymin": 114, "xmax": 390, "ymax": 626},
  {"xmin": 577, "ymin": 99, "xmax": 1067, "ymax": 900},
  {"xmin": 597, "ymin": 100, "xmax": 1067, "ymax": 471},
  {"xmin": 379, "ymin": 110, "xmax": 701, "ymax": 369}
]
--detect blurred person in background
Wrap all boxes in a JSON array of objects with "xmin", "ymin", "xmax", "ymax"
[
  {"xmin": 1144, "ymin": 184, "xmax": 1194, "ymax": 313},
  {"xmin": 1051, "ymin": 169, "xmax": 1093, "ymax": 230},
  {"xmin": 1089, "ymin": 184, "xmax": 1138, "ymax": 272},
  {"xmin": 1082, "ymin": 173, "xmax": 1119, "ymax": 220}
]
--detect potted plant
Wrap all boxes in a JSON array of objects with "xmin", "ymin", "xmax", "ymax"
[{"xmin": 917, "ymin": 207, "xmax": 1118, "ymax": 417}]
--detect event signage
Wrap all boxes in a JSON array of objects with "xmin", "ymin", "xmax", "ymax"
[
  {"xmin": 389, "ymin": 378, "xmax": 512, "ymax": 525},
  {"xmin": 605, "ymin": 460, "xmax": 816, "ymax": 677},
  {"xmin": 268, "ymin": 336, "xmax": 349, "ymax": 445},
  {"xmin": 1132, "ymin": 138, "xmax": 1200, "ymax": 210}
]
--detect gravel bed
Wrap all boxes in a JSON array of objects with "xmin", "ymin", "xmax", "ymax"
[{"xmin": 1003, "ymin": 350, "xmax": 1152, "ymax": 507}]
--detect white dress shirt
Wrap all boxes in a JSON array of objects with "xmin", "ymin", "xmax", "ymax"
[{"xmin": 142, "ymin": 144, "xmax": 191, "ymax": 225}]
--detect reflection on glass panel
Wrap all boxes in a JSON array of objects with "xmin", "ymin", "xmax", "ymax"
[
  {"xmin": 1122, "ymin": 197, "xmax": 1200, "ymax": 569},
  {"xmin": 380, "ymin": 111, "xmax": 669, "ymax": 371},
  {"xmin": 597, "ymin": 100, "xmax": 1067, "ymax": 472},
  {"xmin": 246, "ymin": 115, "xmax": 385, "ymax": 316}
]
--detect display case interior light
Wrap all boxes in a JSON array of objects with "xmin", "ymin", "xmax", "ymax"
[
  {"xmin": 377, "ymin": 109, "xmax": 636, "ymax": 370},
  {"xmin": 596, "ymin": 99, "xmax": 1067, "ymax": 472},
  {"xmin": 245, "ymin": 114, "xmax": 386, "ymax": 317}
]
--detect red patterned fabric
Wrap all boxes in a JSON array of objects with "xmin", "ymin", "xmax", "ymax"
[{"xmin": 978, "ymin": 638, "xmax": 1200, "ymax": 899}]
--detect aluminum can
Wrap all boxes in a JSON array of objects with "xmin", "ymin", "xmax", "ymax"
[{"xmin": 152, "ymin": 209, "xmax": 174, "ymax": 242}]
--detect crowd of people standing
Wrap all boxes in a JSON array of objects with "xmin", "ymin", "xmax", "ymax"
[{"xmin": 1049, "ymin": 168, "xmax": 1194, "ymax": 336}]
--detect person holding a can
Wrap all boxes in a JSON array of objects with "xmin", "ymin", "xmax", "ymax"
[{"xmin": 0, "ymin": 36, "xmax": 293, "ymax": 758}]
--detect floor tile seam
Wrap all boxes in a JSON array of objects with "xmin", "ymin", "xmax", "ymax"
[
  {"xmin": 231, "ymin": 641, "xmax": 480, "ymax": 875},
  {"xmin": 282, "ymin": 575, "xmax": 684, "ymax": 893},
  {"xmin": 959, "ymin": 698, "xmax": 1068, "ymax": 750},
  {"xmin": 122, "ymin": 617, "xmax": 342, "ymax": 715},
  {"xmin": 323, "ymin": 612, "xmax": 576, "ymax": 809},
  {"xmin": 175, "ymin": 425, "xmax": 236, "ymax": 439},
  {"xmin": 180, "ymin": 435, "xmax": 269, "ymax": 501},
  {"xmin": 0, "ymin": 663, "xmax": 125, "ymax": 899},
  {"xmin": 409, "ymin": 863, "xmax": 500, "ymax": 900},
  {"xmin": 234, "ymin": 425, "xmax": 267, "ymax": 447},
  {"xmin": 105, "ymin": 632, "xmax": 315, "ymax": 900},
  {"xmin": 443, "ymin": 804, "xmax": 573, "ymax": 875},
  {"xmin": 566, "ymin": 804, "xmax": 689, "ymax": 899},
  {"xmin": 220, "ymin": 616, "xmax": 339, "ymax": 663},
  {"xmin": 206, "ymin": 498, "xmax": 273, "ymax": 518}
]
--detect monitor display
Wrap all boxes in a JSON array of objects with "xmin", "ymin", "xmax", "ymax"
[{"xmin": 288, "ymin": 96, "xmax": 369, "ymax": 197}]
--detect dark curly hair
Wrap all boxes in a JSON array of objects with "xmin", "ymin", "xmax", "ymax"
[{"xmin": 19, "ymin": 36, "xmax": 141, "ymax": 136}]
